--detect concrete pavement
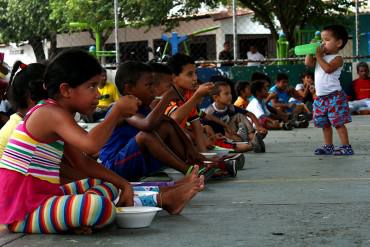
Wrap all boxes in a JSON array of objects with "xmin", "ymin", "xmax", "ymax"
[{"xmin": 2, "ymin": 116, "xmax": 370, "ymax": 247}]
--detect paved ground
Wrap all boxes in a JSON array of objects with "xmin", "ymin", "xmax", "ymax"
[{"xmin": 2, "ymin": 116, "xmax": 370, "ymax": 247}]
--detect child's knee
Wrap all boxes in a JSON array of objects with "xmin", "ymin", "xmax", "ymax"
[{"xmin": 85, "ymin": 194, "xmax": 116, "ymax": 226}]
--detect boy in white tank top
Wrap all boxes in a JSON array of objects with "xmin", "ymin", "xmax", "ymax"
[{"xmin": 305, "ymin": 25, "xmax": 353, "ymax": 155}]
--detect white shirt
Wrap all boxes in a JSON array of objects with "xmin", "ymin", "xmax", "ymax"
[
  {"xmin": 246, "ymin": 97, "xmax": 266, "ymax": 119},
  {"xmin": 315, "ymin": 54, "xmax": 343, "ymax": 96},
  {"xmin": 0, "ymin": 100, "xmax": 11, "ymax": 113},
  {"xmin": 247, "ymin": 51, "xmax": 264, "ymax": 66},
  {"xmin": 295, "ymin": 83, "xmax": 304, "ymax": 91}
]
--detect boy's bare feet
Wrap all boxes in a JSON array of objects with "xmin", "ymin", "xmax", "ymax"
[
  {"xmin": 160, "ymin": 175, "xmax": 205, "ymax": 215},
  {"xmin": 175, "ymin": 165, "xmax": 200, "ymax": 185},
  {"xmin": 160, "ymin": 165, "xmax": 204, "ymax": 192}
]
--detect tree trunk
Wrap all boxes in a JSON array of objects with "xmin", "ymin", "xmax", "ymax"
[
  {"xmin": 29, "ymin": 38, "xmax": 45, "ymax": 62},
  {"xmin": 48, "ymin": 32, "xmax": 58, "ymax": 60}
]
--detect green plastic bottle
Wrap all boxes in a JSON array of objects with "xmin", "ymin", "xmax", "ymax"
[
  {"xmin": 294, "ymin": 42, "xmax": 320, "ymax": 55},
  {"xmin": 294, "ymin": 31, "xmax": 321, "ymax": 56}
]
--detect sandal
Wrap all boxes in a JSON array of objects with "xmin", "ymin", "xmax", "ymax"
[
  {"xmin": 251, "ymin": 132, "xmax": 265, "ymax": 153},
  {"xmin": 333, "ymin": 145, "xmax": 354, "ymax": 155},
  {"xmin": 282, "ymin": 122, "xmax": 293, "ymax": 130},
  {"xmin": 314, "ymin": 144, "xmax": 334, "ymax": 155}
]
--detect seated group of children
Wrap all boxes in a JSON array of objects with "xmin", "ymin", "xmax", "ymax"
[
  {"xmin": 0, "ymin": 49, "xmax": 321, "ymax": 234},
  {"xmin": 234, "ymin": 72, "xmax": 313, "ymax": 131},
  {"xmin": 0, "ymin": 50, "xmax": 275, "ymax": 234}
]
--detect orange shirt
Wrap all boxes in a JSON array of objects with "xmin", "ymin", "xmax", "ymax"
[
  {"xmin": 165, "ymin": 89, "xmax": 199, "ymax": 128},
  {"xmin": 234, "ymin": 96, "xmax": 249, "ymax": 109}
]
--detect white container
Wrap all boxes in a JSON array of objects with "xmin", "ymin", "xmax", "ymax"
[
  {"xmin": 200, "ymin": 152, "xmax": 218, "ymax": 159},
  {"xmin": 116, "ymin": 206, "xmax": 162, "ymax": 229}
]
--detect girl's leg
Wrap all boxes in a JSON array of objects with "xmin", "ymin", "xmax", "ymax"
[
  {"xmin": 8, "ymin": 194, "xmax": 116, "ymax": 234},
  {"xmin": 60, "ymin": 178, "xmax": 118, "ymax": 202}
]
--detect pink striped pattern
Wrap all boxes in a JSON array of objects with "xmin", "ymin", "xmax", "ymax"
[{"xmin": 0, "ymin": 100, "xmax": 64, "ymax": 184}]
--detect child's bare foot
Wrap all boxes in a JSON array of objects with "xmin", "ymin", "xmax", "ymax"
[
  {"xmin": 175, "ymin": 165, "xmax": 200, "ymax": 185},
  {"xmin": 0, "ymin": 224, "xmax": 8, "ymax": 233},
  {"xmin": 74, "ymin": 226, "xmax": 93, "ymax": 235},
  {"xmin": 160, "ymin": 176, "xmax": 204, "ymax": 215},
  {"xmin": 160, "ymin": 165, "xmax": 204, "ymax": 192}
]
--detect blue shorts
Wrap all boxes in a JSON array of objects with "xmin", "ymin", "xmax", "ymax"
[
  {"xmin": 313, "ymin": 90, "xmax": 351, "ymax": 128},
  {"xmin": 110, "ymin": 137, "xmax": 163, "ymax": 181}
]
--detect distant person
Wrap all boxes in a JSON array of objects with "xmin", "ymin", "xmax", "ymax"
[
  {"xmin": 0, "ymin": 80, "xmax": 11, "ymax": 128},
  {"xmin": 247, "ymin": 80, "xmax": 292, "ymax": 130},
  {"xmin": 349, "ymin": 62, "xmax": 370, "ymax": 114},
  {"xmin": 234, "ymin": 80, "xmax": 251, "ymax": 109},
  {"xmin": 218, "ymin": 41, "xmax": 234, "ymax": 66},
  {"xmin": 92, "ymin": 69, "xmax": 121, "ymax": 121},
  {"xmin": 295, "ymin": 71, "xmax": 316, "ymax": 104},
  {"xmin": 247, "ymin": 45, "xmax": 264, "ymax": 67}
]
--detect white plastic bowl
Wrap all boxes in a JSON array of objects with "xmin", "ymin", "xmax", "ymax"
[
  {"xmin": 200, "ymin": 152, "xmax": 218, "ymax": 159},
  {"xmin": 116, "ymin": 206, "xmax": 162, "ymax": 229}
]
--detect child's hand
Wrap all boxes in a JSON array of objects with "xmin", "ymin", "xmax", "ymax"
[
  {"xmin": 116, "ymin": 184, "xmax": 134, "ymax": 207},
  {"xmin": 115, "ymin": 95, "xmax": 141, "ymax": 117},
  {"xmin": 257, "ymin": 126, "xmax": 268, "ymax": 135},
  {"xmin": 315, "ymin": 45, "xmax": 325, "ymax": 58},
  {"xmin": 194, "ymin": 82, "xmax": 214, "ymax": 98}
]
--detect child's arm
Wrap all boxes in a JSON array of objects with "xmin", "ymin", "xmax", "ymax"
[
  {"xmin": 125, "ymin": 88, "xmax": 177, "ymax": 131},
  {"xmin": 63, "ymin": 143, "xmax": 134, "ymax": 207},
  {"xmin": 190, "ymin": 119, "xmax": 208, "ymax": 152},
  {"xmin": 28, "ymin": 95, "xmax": 139, "ymax": 155},
  {"xmin": 315, "ymin": 47, "xmax": 343, "ymax": 73},
  {"xmin": 305, "ymin": 54, "xmax": 316, "ymax": 68},
  {"xmin": 169, "ymin": 83, "xmax": 214, "ymax": 124},
  {"xmin": 270, "ymin": 97, "xmax": 293, "ymax": 109},
  {"xmin": 202, "ymin": 112, "xmax": 233, "ymax": 133}
]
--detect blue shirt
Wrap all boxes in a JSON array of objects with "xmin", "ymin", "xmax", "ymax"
[
  {"xmin": 268, "ymin": 85, "xmax": 289, "ymax": 105},
  {"xmin": 99, "ymin": 106, "xmax": 151, "ymax": 167}
]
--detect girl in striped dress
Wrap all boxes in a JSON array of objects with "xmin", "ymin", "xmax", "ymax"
[{"xmin": 0, "ymin": 49, "xmax": 204, "ymax": 234}]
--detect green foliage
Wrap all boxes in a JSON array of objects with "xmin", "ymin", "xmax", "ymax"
[
  {"xmin": 50, "ymin": 0, "xmax": 114, "ymax": 32},
  {"xmin": 238, "ymin": 0, "xmax": 354, "ymax": 47},
  {"xmin": 118, "ymin": 0, "xmax": 219, "ymax": 30},
  {"xmin": 0, "ymin": 0, "xmax": 59, "ymax": 61}
]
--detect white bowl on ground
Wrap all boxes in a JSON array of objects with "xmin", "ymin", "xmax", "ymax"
[
  {"xmin": 200, "ymin": 152, "xmax": 218, "ymax": 159},
  {"xmin": 116, "ymin": 206, "xmax": 162, "ymax": 228}
]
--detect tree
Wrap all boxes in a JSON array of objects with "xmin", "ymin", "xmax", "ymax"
[
  {"xmin": 0, "ymin": 0, "xmax": 60, "ymax": 62},
  {"xmin": 50, "ymin": 0, "xmax": 220, "ymax": 51},
  {"xmin": 238, "ymin": 0, "xmax": 354, "ymax": 47},
  {"xmin": 50, "ymin": 0, "xmax": 116, "ymax": 52}
]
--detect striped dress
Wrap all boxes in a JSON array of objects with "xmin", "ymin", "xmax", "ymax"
[{"xmin": 0, "ymin": 100, "xmax": 65, "ymax": 224}]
